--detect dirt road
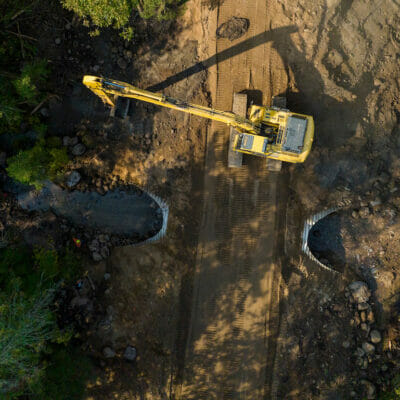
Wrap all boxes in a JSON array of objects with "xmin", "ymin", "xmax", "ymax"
[{"xmin": 177, "ymin": 0, "xmax": 290, "ymax": 398}]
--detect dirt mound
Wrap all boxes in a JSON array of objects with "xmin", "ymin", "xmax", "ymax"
[{"xmin": 216, "ymin": 17, "xmax": 249, "ymax": 41}]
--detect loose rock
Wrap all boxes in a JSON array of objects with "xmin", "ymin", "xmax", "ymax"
[
  {"xmin": 367, "ymin": 310, "xmax": 375, "ymax": 324},
  {"xmin": 342, "ymin": 340, "xmax": 350, "ymax": 349},
  {"xmin": 63, "ymin": 136, "xmax": 79, "ymax": 146},
  {"xmin": 104, "ymin": 273, "xmax": 111, "ymax": 280},
  {"xmin": 100, "ymin": 246, "xmax": 110, "ymax": 259},
  {"xmin": 370, "ymin": 330, "xmax": 382, "ymax": 344},
  {"xmin": 40, "ymin": 107, "xmax": 49, "ymax": 117},
  {"xmin": 92, "ymin": 252, "xmax": 102, "ymax": 262},
  {"xmin": 349, "ymin": 281, "xmax": 371, "ymax": 303},
  {"xmin": 123, "ymin": 346, "xmax": 137, "ymax": 361},
  {"xmin": 358, "ymin": 302, "xmax": 370, "ymax": 311},
  {"xmin": 117, "ymin": 58, "xmax": 128, "ymax": 69},
  {"xmin": 65, "ymin": 171, "xmax": 81, "ymax": 188},
  {"xmin": 98, "ymin": 234, "xmax": 109, "ymax": 243},
  {"xmin": 88, "ymin": 239, "xmax": 100, "ymax": 252},
  {"xmin": 103, "ymin": 347, "xmax": 116, "ymax": 358},
  {"xmin": 361, "ymin": 379, "xmax": 376, "ymax": 399},
  {"xmin": 72, "ymin": 143, "xmax": 86, "ymax": 156},
  {"xmin": 361, "ymin": 323, "xmax": 370, "ymax": 333},
  {"xmin": 362, "ymin": 342, "xmax": 375, "ymax": 354},
  {"xmin": 355, "ymin": 347, "xmax": 365, "ymax": 357}
]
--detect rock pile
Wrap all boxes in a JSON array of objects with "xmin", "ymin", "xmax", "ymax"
[
  {"xmin": 346, "ymin": 281, "xmax": 385, "ymax": 399},
  {"xmin": 88, "ymin": 234, "xmax": 112, "ymax": 262}
]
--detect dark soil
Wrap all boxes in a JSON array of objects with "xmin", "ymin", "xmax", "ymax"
[{"xmin": 216, "ymin": 17, "xmax": 249, "ymax": 41}]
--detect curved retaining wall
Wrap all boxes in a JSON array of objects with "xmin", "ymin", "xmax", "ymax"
[
  {"xmin": 136, "ymin": 190, "xmax": 169, "ymax": 245},
  {"xmin": 301, "ymin": 207, "xmax": 340, "ymax": 274}
]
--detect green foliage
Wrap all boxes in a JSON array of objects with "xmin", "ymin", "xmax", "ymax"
[
  {"xmin": 0, "ymin": 60, "xmax": 49, "ymax": 134},
  {"xmin": 0, "ymin": 247, "xmax": 35, "ymax": 294},
  {"xmin": 138, "ymin": 0, "xmax": 187, "ymax": 20},
  {"xmin": 120, "ymin": 26, "xmax": 134, "ymax": 41},
  {"xmin": 0, "ymin": 78, "xmax": 23, "ymax": 131},
  {"xmin": 0, "ymin": 0, "xmax": 49, "ymax": 134},
  {"xmin": 12, "ymin": 60, "xmax": 48, "ymax": 105},
  {"xmin": 59, "ymin": 246, "xmax": 81, "ymax": 281},
  {"xmin": 34, "ymin": 248, "xmax": 59, "ymax": 279},
  {"xmin": 61, "ymin": 0, "xmax": 187, "ymax": 34},
  {"xmin": 0, "ymin": 245, "xmax": 82, "ymax": 295},
  {"xmin": 6, "ymin": 138, "xmax": 69, "ymax": 189},
  {"xmin": 33, "ymin": 246, "xmax": 81, "ymax": 282},
  {"xmin": 0, "ymin": 245, "xmax": 85, "ymax": 396},
  {"xmin": 0, "ymin": 283, "xmax": 57, "ymax": 394},
  {"xmin": 61, "ymin": 0, "xmax": 134, "ymax": 28},
  {"xmin": 31, "ymin": 346, "xmax": 92, "ymax": 400},
  {"xmin": 379, "ymin": 374, "xmax": 400, "ymax": 399}
]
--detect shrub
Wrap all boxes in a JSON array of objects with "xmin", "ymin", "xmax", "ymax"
[
  {"xmin": 12, "ymin": 60, "xmax": 48, "ymax": 105},
  {"xmin": 379, "ymin": 374, "xmax": 400, "ymax": 399},
  {"xmin": 0, "ymin": 246, "xmax": 41, "ymax": 295},
  {"xmin": 31, "ymin": 346, "xmax": 92, "ymax": 400},
  {"xmin": 61, "ymin": 0, "xmax": 134, "ymax": 28},
  {"xmin": 6, "ymin": 137, "xmax": 69, "ymax": 189},
  {"xmin": 0, "ymin": 283, "xmax": 58, "ymax": 394},
  {"xmin": 0, "ymin": 245, "xmax": 86, "ymax": 397},
  {"xmin": 61, "ymin": 0, "xmax": 187, "ymax": 33},
  {"xmin": 0, "ymin": 61, "xmax": 49, "ymax": 134}
]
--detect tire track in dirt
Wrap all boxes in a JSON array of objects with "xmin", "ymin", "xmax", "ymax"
[{"xmin": 177, "ymin": 0, "xmax": 289, "ymax": 398}]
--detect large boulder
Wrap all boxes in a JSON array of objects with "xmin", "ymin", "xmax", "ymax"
[
  {"xmin": 72, "ymin": 143, "xmax": 86, "ymax": 156},
  {"xmin": 349, "ymin": 281, "xmax": 371, "ymax": 303},
  {"xmin": 123, "ymin": 346, "xmax": 137, "ymax": 361},
  {"xmin": 65, "ymin": 170, "xmax": 81, "ymax": 188}
]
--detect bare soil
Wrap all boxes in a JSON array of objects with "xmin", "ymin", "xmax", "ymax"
[{"xmin": 5, "ymin": 0, "xmax": 400, "ymax": 398}]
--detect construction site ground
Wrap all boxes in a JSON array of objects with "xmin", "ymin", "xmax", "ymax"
[{"xmin": 21, "ymin": 0, "xmax": 400, "ymax": 398}]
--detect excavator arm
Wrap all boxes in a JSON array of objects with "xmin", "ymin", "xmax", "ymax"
[{"xmin": 83, "ymin": 75, "xmax": 257, "ymax": 134}]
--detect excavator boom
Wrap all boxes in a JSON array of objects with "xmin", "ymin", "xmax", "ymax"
[{"xmin": 83, "ymin": 75, "xmax": 256, "ymax": 134}]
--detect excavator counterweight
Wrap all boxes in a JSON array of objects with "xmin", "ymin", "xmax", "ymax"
[{"xmin": 83, "ymin": 75, "xmax": 314, "ymax": 167}]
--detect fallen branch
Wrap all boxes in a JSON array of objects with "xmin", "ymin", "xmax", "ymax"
[
  {"xmin": 5, "ymin": 29, "xmax": 37, "ymax": 41},
  {"xmin": 17, "ymin": 22, "xmax": 25, "ymax": 59},
  {"xmin": 30, "ymin": 94, "xmax": 60, "ymax": 115},
  {"xmin": 11, "ymin": 9, "xmax": 25, "ymax": 21}
]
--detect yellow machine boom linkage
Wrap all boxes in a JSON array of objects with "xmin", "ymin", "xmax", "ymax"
[{"xmin": 83, "ymin": 75, "xmax": 314, "ymax": 167}]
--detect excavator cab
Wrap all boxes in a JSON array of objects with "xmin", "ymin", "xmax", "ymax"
[{"xmin": 229, "ymin": 99, "xmax": 314, "ymax": 170}]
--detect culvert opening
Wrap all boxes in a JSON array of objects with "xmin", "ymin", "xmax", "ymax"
[{"xmin": 307, "ymin": 211, "xmax": 346, "ymax": 273}]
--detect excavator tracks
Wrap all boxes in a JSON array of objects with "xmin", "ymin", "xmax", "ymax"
[{"xmin": 177, "ymin": 0, "xmax": 289, "ymax": 398}]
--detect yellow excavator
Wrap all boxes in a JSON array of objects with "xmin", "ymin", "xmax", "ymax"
[{"xmin": 83, "ymin": 75, "xmax": 314, "ymax": 170}]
